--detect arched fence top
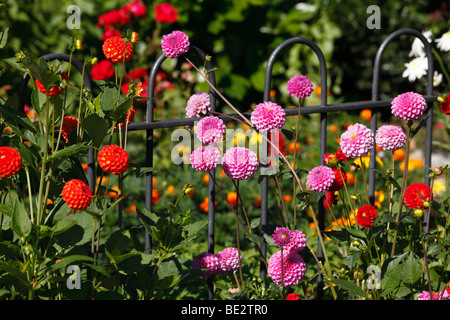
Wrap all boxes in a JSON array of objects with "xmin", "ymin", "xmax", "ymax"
[
  {"xmin": 145, "ymin": 45, "xmax": 218, "ymax": 123},
  {"xmin": 263, "ymin": 36, "xmax": 328, "ymax": 107},
  {"xmin": 372, "ymin": 28, "xmax": 435, "ymax": 100}
]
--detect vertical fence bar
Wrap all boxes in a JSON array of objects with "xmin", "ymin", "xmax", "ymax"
[
  {"xmin": 144, "ymin": 45, "xmax": 217, "ymax": 299},
  {"xmin": 262, "ymin": 37, "xmax": 328, "ymax": 298},
  {"xmin": 17, "ymin": 53, "xmax": 95, "ymax": 192},
  {"xmin": 370, "ymin": 28, "xmax": 435, "ymax": 218}
]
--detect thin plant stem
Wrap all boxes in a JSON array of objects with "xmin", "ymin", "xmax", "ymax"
[
  {"xmin": 391, "ymin": 122, "xmax": 412, "ymax": 257},
  {"xmin": 293, "ymin": 99, "xmax": 302, "ymax": 228}
]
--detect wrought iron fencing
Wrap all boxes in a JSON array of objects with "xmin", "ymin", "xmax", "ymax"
[{"xmin": 18, "ymin": 27, "xmax": 439, "ymax": 300}]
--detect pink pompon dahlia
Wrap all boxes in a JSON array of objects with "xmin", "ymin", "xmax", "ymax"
[
  {"xmin": 161, "ymin": 30, "xmax": 190, "ymax": 58},
  {"xmin": 283, "ymin": 229, "xmax": 307, "ymax": 254},
  {"xmin": 375, "ymin": 125, "xmax": 407, "ymax": 151},
  {"xmin": 272, "ymin": 227, "xmax": 293, "ymax": 249},
  {"xmin": 286, "ymin": 74, "xmax": 314, "ymax": 100},
  {"xmin": 267, "ymin": 251, "xmax": 306, "ymax": 287},
  {"xmin": 192, "ymin": 252, "xmax": 220, "ymax": 278},
  {"xmin": 391, "ymin": 91, "xmax": 426, "ymax": 121},
  {"xmin": 339, "ymin": 123, "xmax": 374, "ymax": 159},
  {"xmin": 250, "ymin": 101, "xmax": 286, "ymax": 132},
  {"xmin": 195, "ymin": 116, "xmax": 226, "ymax": 144},
  {"xmin": 186, "ymin": 92, "xmax": 211, "ymax": 119},
  {"xmin": 216, "ymin": 247, "xmax": 243, "ymax": 274},
  {"xmin": 190, "ymin": 145, "xmax": 221, "ymax": 172},
  {"xmin": 222, "ymin": 147, "xmax": 259, "ymax": 180},
  {"xmin": 306, "ymin": 165, "xmax": 335, "ymax": 192}
]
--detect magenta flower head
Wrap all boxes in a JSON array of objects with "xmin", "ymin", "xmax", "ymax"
[
  {"xmin": 286, "ymin": 74, "xmax": 314, "ymax": 100},
  {"xmin": 283, "ymin": 229, "xmax": 307, "ymax": 254},
  {"xmin": 339, "ymin": 123, "xmax": 374, "ymax": 159},
  {"xmin": 272, "ymin": 227, "xmax": 293, "ymax": 249},
  {"xmin": 161, "ymin": 30, "xmax": 190, "ymax": 58},
  {"xmin": 250, "ymin": 101, "xmax": 286, "ymax": 132},
  {"xmin": 375, "ymin": 125, "xmax": 407, "ymax": 151},
  {"xmin": 192, "ymin": 252, "xmax": 220, "ymax": 278},
  {"xmin": 222, "ymin": 147, "xmax": 259, "ymax": 180},
  {"xmin": 196, "ymin": 116, "xmax": 226, "ymax": 144},
  {"xmin": 190, "ymin": 145, "xmax": 221, "ymax": 172},
  {"xmin": 186, "ymin": 92, "xmax": 211, "ymax": 119},
  {"xmin": 306, "ymin": 165, "xmax": 335, "ymax": 192},
  {"xmin": 216, "ymin": 247, "xmax": 243, "ymax": 274},
  {"xmin": 267, "ymin": 251, "xmax": 306, "ymax": 287},
  {"xmin": 391, "ymin": 91, "xmax": 426, "ymax": 121}
]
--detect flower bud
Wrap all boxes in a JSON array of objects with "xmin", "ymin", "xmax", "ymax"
[
  {"xmin": 90, "ymin": 57, "xmax": 98, "ymax": 65},
  {"xmin": 353, "ymin": 268, "xmax": 364, "ymax": 280},
  {"xmin": 352, "ymin": 240, "xmax": 360, "ymax": 247},
  {"xmin": 350, "ymin": 194, "xmax": 359, "ymax": 200},
  {"xmin": 131, "ymin": 32, "xmax": 139, "ymax": 44},
  {"xmin": 75, "ymin": 39, "xmax": 83, "ymax": 50},
  {"xmin": 184, "ymin": 186, "xmax": 193, "ymax": 195},
  {"xmin": 414, "ymin": 208, "xmax": 424, "ymax": 218},
  {"xmin": 431, "ymin": 167, "xmax": 442, "ymax": 176},
  {"xmin": 438, "ymin": 96, "xmax": 445, "ymax": 103}
]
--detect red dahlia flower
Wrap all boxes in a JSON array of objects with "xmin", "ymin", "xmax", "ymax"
[
  {"xmin": 329, "ymin": 166, "xmax": 347, "ymax": 191},
  {"xmin": 61, "ymin": 116, "xmax": 79, "ymax": 142},
  {"xmin": 36, "ymin": 71, "xmax": 68, "ymax": 96},
  {"xmin": 439, "ymin": 93, "xmax": 450, "ymax": 115},
  {"xmin": 154, "ymin": 3, "xmax": 178, "ymax": 23},
  {"xmin": 91, "ymin": 59, "xmax": 115, "ymax": 80},
  {"xmin": 102, "ymin": 36, "xmax": 133, "ymax": 64},
  {"xmin": 98, "ymin": 144, "xmax": 129, "ymax": 175},
  {"xmin": 404, "ymin": 183, "xmax": 432, "ymax": 210},
  {"xmin": 356, "ymin": 204, "xmax": 377, "ymax": 228},
  {"xmin": 62, "ymin": 179, "xmax": 92, "ymax": 211},
  {"xmin": 0, "ymin": 146, "xmax": 22, "ymax": 178}
]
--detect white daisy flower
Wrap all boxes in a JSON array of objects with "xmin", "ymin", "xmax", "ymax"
[
  {"xmin": 433, "ymin": 71, "xmax": 443, "ymax": 87},
  {"xmin": 436, "ymin": 31, "xmax": 450, "ymax": 52},
  {"xmin": 402, "ymin": 56, "xmax": 428, "ymax": 82},
  {"xmin": 409, "ymin": 30, "xmax": 432, "ymax": 57}
]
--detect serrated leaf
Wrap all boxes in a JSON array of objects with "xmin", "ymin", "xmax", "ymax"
[
  {"xmin": 82, "ymin": 113, "xmax": 108, "ymax": 147},
  {"xmin": 331, "ymin": 279, "xmax": 369, "ymax": 299},
  {"xmin": 401, "ymin": 253, "xmax": 421, "ymax": 285},
  {"xmin": 46, "ymin": 143, "xmax": 91, "ymax": 162}
]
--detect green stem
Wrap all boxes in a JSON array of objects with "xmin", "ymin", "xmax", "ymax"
[{"xmin": 391, "ymin": 122, "xmax": 412, "ymax": 257}]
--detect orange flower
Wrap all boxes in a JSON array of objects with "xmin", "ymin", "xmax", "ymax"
[
  {"xmin": 400, "ymin": 159, "xmax": 424, "ymax": 171},
  {"xmin": 346, "ymin": 172, "xmax": 355, "ymax": 184},
  {"xmin": 199, "ymin": 197, "xmax": 217, "ymax": 212},
  {"xmin": 393, "ymin": 149, "xmax": 405, "ymax": 161},
  {"xmin": 329, "ymin": 124, "xmax": 339, "ymax": 132},
  {"xmin": 283, "ymin": 194, "xmax": 292, "ymax": 203},
  {"xmin": 202, "ymin": 174, "xmax": 209, "ymax": 184},
  {"xmin": 288, "ymin": 142, "xmax": 301, "ymax": 153},
  {"xmin": 152, "ymin": 188, "xmax": 161, "ymax": 204},
  {"xmin": 166, "ymin": 185, "xmax": 177, "ymax": 196},
  {"xmin": 125, "ymin": 204, "xmax": 137, "ymax": 213},
  {"xmin": 108, "ymin": 185, "xmax": 121, "ymax": 199},
  {"xmin": 255, "ymin": 195, "xmax": 261, "ymax": 207},
  {"xmin": 227, "ymin": 191, "xmax": 240, "ymax": 207},
  {"xmin": 360, "ymin": 109, "xmax": 372, "ymax": 122}
]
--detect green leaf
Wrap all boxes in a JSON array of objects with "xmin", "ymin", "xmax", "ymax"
[
  {"xmin": 51, "ymin": 255, "xmax": 96, "ymax": 270},
  {"xmin": 12, "ymin": 200, "xmax": 31, "ymax": 237},
  {"xmin": 82, "ymin": 113, "xmax": 108, "ymax": 147},
  {"xmin": 53, "ymin": 217, "xmax": 78, "ymax": 236},
  {"xmin": 0, "ymin": 204, "xmax": 13, "ymax": 217},
  {"xmin": 331, "ymin": 279, "xmax": 369, "ymax": 299},
  {"xmin": 0, "ymin": 27, "xmax": 9, "ymax": 49},
  {"xmin": 47, "ymin": 142, "xmax": 91, "ymax": 162},
  {"xmin": 111, "ymin": 97, "xmax": 133, "ymax": 122},
  {"xmin": 402, "ymin": 253, "xmax": 421, "ymax": 285},
  {"xmin": 0, "ymin": 260, "xmax": 29, "ymax": 288},
  {"xmin": 157, "ymin": 260, "xmax": 179, "ymax": 279},
  {"xmin": 347, "ymin": 228, "xmax": 367, "ymax": 240},
  {"xmin": 184, "ymin": 219, "xmax": 209, "ymax": 239},
  {"xmin": 100, "ymin": 86, "xmax": 120, "ymax": 112}
]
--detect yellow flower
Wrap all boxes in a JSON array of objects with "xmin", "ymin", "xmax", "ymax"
[{"xmin": 353, "ymin": 153, "xmax": 384, "ymax": 168}]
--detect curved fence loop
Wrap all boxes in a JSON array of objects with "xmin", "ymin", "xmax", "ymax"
[
  {"xmin": 143, "ymin": 45, "xmax": 218, "ymax": 299},
  {"xmin": 369, "ymin": 28, "xmax": 435, "ymax": 205},
  {"xmin": 260, "ymin": 36, "xmax": 328, "ymax": 297},
  {"xmin": 17, "ymin": 53, "xmax": 95, "ymax": 192}
]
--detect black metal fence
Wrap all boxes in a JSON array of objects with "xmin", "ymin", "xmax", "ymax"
[{"xmin": 18, "ymin": 28, "xmax": 439, "ymax": 300}]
